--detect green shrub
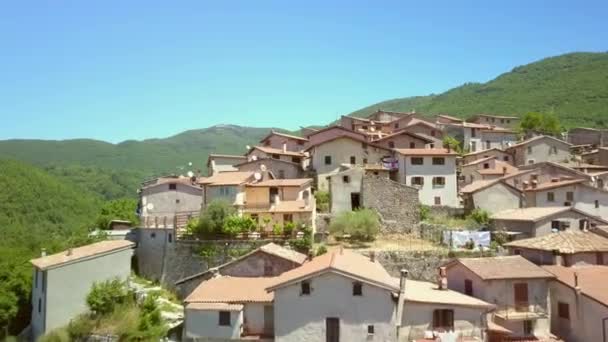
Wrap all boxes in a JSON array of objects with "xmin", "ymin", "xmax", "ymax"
[
  {"xmin": 289, "ymin": 237, "xmax": 312, "ymax": 253},
  {"xmin": 316, "ymin": 245, "xmax": 328, "ymax": 256},
  {"xmin": 198, "ymin": 243, "xmax": 219, "ymax": 262},
  {"xmin": 272, "ymin": 223, "xmax": 283, "ymax": 235},
  {"xmin": 419, "ymin": 205, "xmax": 431, "ymax": 221},
  {"xmin": 185, "ymin": 217, "xmax": 199, "ymax": 235},
  {"xmin": 315, "ymin": 191, "xmax": 330, "ymax": 212},
  {"xmin": 66, "ymin": 315, "xmax": 95, "ymax": 340},
  {"xmin": 222, "ymin": 215, "xmax": 255, "ymax": 236},
  {"xmin": 468, "ymin": 208, "xmax": 490, "ymax": 226},
  {"xmin": 124, "ymin": 294, "xmax": 167, "ymax": 340},
  {"xmin": 86, "ymin": 278, "xmax": 130, "ymax": 316},
  {"xmin": 192, "ymin": 200, "xmax": 236, "ymax": 238},
  {"xmin": 329, "ymin": 209, "xmax": 380, "ymax": 242},
  {"xmin": 283, "ymin": 222, "xmax": 296, "ymax": 236},
  {"xmin": 38, "ymin": 328, "xmax": 71, "ymax": 342}
]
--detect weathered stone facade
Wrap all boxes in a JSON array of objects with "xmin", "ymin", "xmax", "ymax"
[{"xmin": 361, "ymin": 175, "xmax": 420, "ymax": 233}]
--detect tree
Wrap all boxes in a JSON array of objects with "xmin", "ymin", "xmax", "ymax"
[
  {"xmin": 86, "ymin": 278, "xmax": 130, "ymax": 316},
  {"xmin": 442, "ymin": 136, "xmax": 462, "ymax": 154},
  {"xmin": 193, "ymin": 200, "xmax": 236, "ymax": 238},
  {"xmin": 329, "ymin": 209, "xmax": 380, "ymax": 242},
  {"xmin": 95, "ymin": 198, "xmax": 139, "ymax": 230},
  {"xmin": 519, "ymin": 112, "xmax": 562, "ymax": 136}
]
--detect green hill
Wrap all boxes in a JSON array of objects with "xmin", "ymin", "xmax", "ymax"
[
  {"xmin": 0, "ymin": 159, "xmax": 101, "ymax": 334},
  {"xmin": 350, "ymin": 52, "xmax": 608, "ymax": 128}
]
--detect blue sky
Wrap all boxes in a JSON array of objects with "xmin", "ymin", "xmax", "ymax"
[{"xmin": 0, "ymin": 1, "xmax": 606, "ymax": 143}]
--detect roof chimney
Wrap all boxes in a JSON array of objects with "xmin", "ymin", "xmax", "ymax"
[
  {"xmin": 399, "ymin": 269, "xmax": 408, "ymax": 294},
  {"xmin": 502, "ymin": 167, "xmax": 507, "ymax": 175},
  {"xmin": 437, "ymin": 266, "xmax": 448, "ymax": 290},
  {"xmin": 574, "ymin": 272, "xmax": 582, "ymax": 294},
  {"xmin": 531, "ymin": 180, "xmax": 538, "ymax": 189},
  {"xmin": 369, "ymin": 251, "xmax": 376, "ymax": 263},
  {"xmin": 282, "ymin": 143, "xmax": 287, "ymax": 153},
  {"xmin": 41, "ymin": 248, "xmax": 47, "ymax": 257}
]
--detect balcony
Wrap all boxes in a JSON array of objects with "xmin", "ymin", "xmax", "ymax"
[{"xmin": 494, "ymin": 302, "xmax": 548, "ymax": 321}]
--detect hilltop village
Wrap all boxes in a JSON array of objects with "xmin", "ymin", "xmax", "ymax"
[{"xmin": 27, "ymin": 111, "xmax": 608, "ymax": 342}]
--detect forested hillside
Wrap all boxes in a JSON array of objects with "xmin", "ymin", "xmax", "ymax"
[
  {"xmin": 0, "ymin": 160, "xmax": 101, "ymax": 334},
  {"xmin": 350, "ymin": 52, "xmax": 608, "ymax": 128}
]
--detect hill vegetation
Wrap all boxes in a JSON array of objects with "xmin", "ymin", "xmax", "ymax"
[{"xmin": 350, "ymin": 52, "xmax": 608, "ymax": 128}]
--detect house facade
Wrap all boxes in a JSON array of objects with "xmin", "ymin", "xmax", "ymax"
[
  {"xmin": 506, "ymin": 135, "xmax": 572, "ymax": 166},
  {"xmin": 467, "ymin": 114, "xmax": 520, "ymax": 130},
  {"xmin": 234, "ymin": 158, "xmax": 305, "ymax": 180},
  {"xmin": 30, "ymin": 241, "xmax": 135, "ymax": 340},
  {"xmin": 259, "ymin": 130, "xmax": 309, "ymax": 152},
  {"xmin": 372, "ymin": 130, "xmax": 434, "ymax": 150},
  {"xmin": 461, "ymin": 148, "xmax": 514, "ymax": 166},
  {"xmin": 207, "ymin": 154, "xmax": 247, "ymax": 176},
  {"xmin": 139, "ymin": 176, "xmax": 203, "ymax": 223},
  {"xmin": 246, "ymin": 146, "xmax": 307, "ymax": 167},
  {"xmin": 480, "ymin": 129, "xmax": 519, "ymax": 150}
]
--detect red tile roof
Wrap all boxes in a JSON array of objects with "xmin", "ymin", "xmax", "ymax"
[
  {"xmin": 185, "ymin": 276, "xmax": 277, "ymax": 303},
  {"xmin": 446, "ymin": 255, "xmax": 554, "ymax": 280},
  {"xmin": 260, "ymin": 130, "xmax": 309, "ymax": 142},
  {"xmin": 543, "ymin": 265, "xmax": 608, "ymax": 306},
  {"xmin": 394, "ymin": 148, "xmax": 458, "ymax": 156}
]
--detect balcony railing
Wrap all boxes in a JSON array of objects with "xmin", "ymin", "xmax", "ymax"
[{"xmin": 494, "ymin": 301, "xmax": 548, "ymax": 321}]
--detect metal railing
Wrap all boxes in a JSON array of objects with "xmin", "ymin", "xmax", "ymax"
[{"xmin": 494, "ymin": 301, "xmax": 549, "ymax": 320}]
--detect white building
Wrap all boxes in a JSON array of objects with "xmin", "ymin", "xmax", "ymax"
[
  {"xmin": 30, "ymin": 240, "xmax": 134, "ymax": 340},
  {"xmin": 395, "ymin": 148, "xmax": 459, "ymax": 207},
  {"xmin": 139, "ymin": 176, "xmax": 203, "ymax": 225}
]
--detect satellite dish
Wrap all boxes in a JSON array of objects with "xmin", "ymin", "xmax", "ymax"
[
  {"xmin": 187, "ymin": 171, "xmax": 194, "ymax": 177},
  {"xmin": 246, "ymin": 145, "xmax": 251, "ymax": 150},
  {"xmin": 369, "ymin": 126, "xmax": 376, "ymax": 132},
  {"xmin": 254, "ymin": 172, "xmax": 262, "ymax": 181},
  {"xmin": 252, "ymin": 155, "xmax": 258, "ymax": 161},
  {"xmin": 260, "ymin": 164, "xmax": 267, "ymax": 172},
  {"xmin": 188, "ymin": 162, "xmax": 193, "ymax": 167},
  {"xmin": 146, "ymin": 203, "xmax": 154, "ymax": 211}
]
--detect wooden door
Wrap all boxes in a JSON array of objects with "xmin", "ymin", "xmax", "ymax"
[
  {"xmin": 514, "ymin": 283, "xmax": 529, "ymax": 311},
  {"xmin": 326, "ymin": 317, "xmax": 340, "ymax": 342}
]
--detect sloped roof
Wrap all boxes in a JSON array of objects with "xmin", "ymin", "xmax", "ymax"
[
  {"xmin": 266, "ymin": 248, "xmax": 398, "ymax": 292},
  {"xmin": 460, "ymin": 169, "xmax": 536, "ymax": 194},
  {"xmin": 476, "ymin": 160, "xmax": 518, "ymax": 175},
  {"xmin": 198, "ymin": 171, "xmax": 254, "ymax": 185},
  {"xmin": 446, "ymin": 255, "xmax": 554, "ymax": 280},
  {"xmin": 246, "ymin": 178, "xmax": 312, "ymax": 187},
  {"xmin": 542, "ymin": 265, "xmax": 608, "ymax": 306},
  {"xmin": 394, "ymin": 148, "xmax": 458, "ymax": 156},
  {"xmin": 233, "ymin": 157, "xmax": 301, "ymax": 168},
  {"xmin": 270, "ymin": 200, "xmax": 312, "ymax": 213},
  {"xmin": 305, "ymin": 125, "xmax": 366, "ymax": 138},
  {"xmin": 260, "ymin": 130, "xmax": 309, "ymax": 142},
  {"xmin": 141, "ymin": 176, "xmax": 201, "ymax": 190},
  {"xmin": 524, "ymin": 179, "xmax": 585, "ymax": 192},
  {"xmin": 186, "ymin": 302, "xmax": 244, "ymax": 311},
  {"xmin": 372, "ymin": 129, "xmax": 434, "ymax": 143},
  {"xmin": 506, "ymin": 135, "xmax": 572, "ymax": 150},
  {"xmin": 505, "ymin": 230, "xmax": 608, "ymax": 254},
  {"xmin": 491, "ymin": 207, "xmax": 573, "ymax": 222},
  {"xmin": 31, "ymin": 240, "xmax": 134, "ymax": 270},
  {"xmin": 250, "ymin": 146, "xmax": 305, "ymax": 157},
  {"xmin": 184, "ymin": 276, "xmax": 276, "ymax": 303},
  {"xmin": 304, "ymin": 134, "xmax": 391, "ymax": 152},
  {"xmin": 396, "ymin": 279, "xmax": 494, "ymax": 309},
  {"xmin": 462, "ymin": 156, "xmax": 497, "ymax": 167},
  {"xmin": 462, "ymin": 148, "xmax": 510, "ymax": 158}
]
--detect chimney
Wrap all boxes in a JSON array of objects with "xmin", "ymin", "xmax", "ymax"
[
  {"xmin": 41, "ymin": 248, "xmax": 47, "ymax": 257},
  {"xmin": 552, "ymin": 250, "xmax": 563, "ymax": 265},
  {"xmin": 369, "ymin": 251, "xmax": 376, "ymax": 263},
  {"xmin": 437, "ymin": 267, "xmax": 448, "ymax": 290},
  {"xmin": 531, "ymin": 180, "xmax": 538, "ymax": 189},
  {"xmin": 523, "ymin": 181, "xmax": 529, "ymax": 190},
  {"xmin": 399, "ymin": 269, "xmax": 408, "ymax": 294},
  {"xmin": 574, "ymin": 272, "xmax": 582, "ymax": 294},
  {"xmin": 282, "ymin": 143, "xmax": 287, "ymax": 153}
]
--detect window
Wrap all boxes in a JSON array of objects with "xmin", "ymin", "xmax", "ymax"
[
  {"xmin": 283, "ymin": 214, "xmax": 293, "ymax": 223},
  {"xmin": 550, "ymin": 146, "xmax": 558, "ymax": 154},
  {"xmin": 324, "ymin": 156, "xmax": 332, "ymax": 165},
  {"xmin": 35, "ymin": 270, "xmax": 38, "ymax": 289},
  {"xmin": 394, "ymin": 123, "xmax": 399, "ymax": 129},
  {"xmin": 433, "ymin": 177, "xmax": 446, "ymax": 187},
  {"xmin": 168, "ymin": 233, "xmax": 173, "ymax": 243},
  {"xmin": 433, "ymin": 309, "xmax": 454, "ymax": 330},
  {"xmin": 527, "ymin": 146, "xmax": 533, "ymax": 154},
  {"xmin": 483, "ymin": 163, "xmax": 490, "ymax": 169},
  {"xmin": 471, "ymin": 129, "xmax": 476, "ymax": 138},
  {"xmin": 251, "ymin": 214, "xmax": 259, "ymax": 222},
  {"xmin": 464, "ymin": 279, "xmax": 473, "ymax": 296},
  {"xmin": 551, "ymin": 220, "xmax": 560, "ymax": 230},
  {"xmin": 342, "ymin": 175, "xmax": 350, "ymax": 183},
  {"xmin": 292, "ymin": 156, "xmax": 301, "ymax": 163},
  {"xmin": 411, "ymin": 177, "xmax": 424, "ymax": 186},
  {"xmin": 353, "ymin": 282, "xmax": 363, "ymax": 296},
  {"xmin": 388, "ymin": 141, "xmax": 395, "ymax": 148},
  {"xmin": 434, "ymin": 196, "xmax": 442, "ymax": 205},
  {"xmin": 523, "ymin": 320, "xmax": 534, "ymax": 335},
  {"xmin": 362, "ymin": 158, "xmax": 368, "ymax": 164},
  {"xmin": 558, "ymin": 302, "xmax": 570, "ymax": 320},
  {"xmin": 411, "ymin": 157, "xmax": 424, "ymax": 165},
  {"xmin": 362, "ymin": 125, "xmax": 368, "ymax": 130},
  {"xmin": 42, "ymin": 272, "xmax": 46, "ymax": 292},
  {"xmin": 409, "ymin": 142, "xmax": 416, "ymax": 148},
  {"xmin": 362, "ymin": 142, "xmax": 368, "ymax": 149},
  {"xmin": 272, "ymin": 154, "xmax": 280, "ymax": 159},
  {"xmin": 175, "ymin": 199, "xmax": 180, "ymax": 203},
  {"xmin": 486, "ymin": 141, "xmax": 491, "ymax": 149},
  {"xmin": 501, "ymin": 119, "xmax": 505, "ymax": 124},
  {"xmin": 367, "ymin": 325, "xmax": 374, "ymax": 335},
  {"xmin": 278, "ymin": 170, "xmax": 285, "ymax": 179},
  {"xmin": 350, "ymin": 156, "xmax": 356, "ymax": 164},
  {"xmin": 596, "ymin": 200, "xmax": 600, "ymax": 208},
  {"xmin": 301, "ymin": 281, "xmax": 311, "ymax": 295},
  {"xmin": 38, "ymin": 298, "xmax": 42, "ymax": 313},
  {"xmin": 150, "ymin": 232, "xmax": 156, "ymax": 239},
  {"xmin": 547, "ymin": 192, "xmax": 555, "ymax": 202},
  {"xmin": 599, "ymin": 179, "xmax": 605, "ymax": 189},
  {"xmin": 566, "ymin": 192, "xmax": 574, "ymax": 201},
  {"xmin": 297, "ymin": 140, "xmax": 304, "ymax": 146},
  {"xmin": 504, "ymin": 156, "xmax": 510, "ymax": 162},
  {"xmin": 168, "ymin": 183, "xmax": 177, "ymax": 190},
  {"xmin": 471, "ymin": 141, "xmax": 477, "ymax": 152},
  {"xmin": 597, "ymin": 252, "xmax": 604, "ymax": 265},
  {"xmin": 264, "ymin": 263, "xmax": 273, "ymax": 276},
  {"xmin": 219, "ymin": 186, "xmax": 232, "ymax": 196},
  {"xmin": 219, "ymin": 311, "xmax": 231, "ymax": 326},
  {"xmin": 431, "ymin": 130, "xmax": 436, "ymax": 137},
  {"xmin": 432, "ymin": 157, "xmax": 445, "ymax": 165}
]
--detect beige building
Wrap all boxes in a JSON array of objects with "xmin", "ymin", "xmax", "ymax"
[
  {"xmin": 139, "ymin": 176, "xmax": 203, "ymax": 225},
  {"xmin": 199, "ymin": 171, "xmax": 255, "ymax": 206},
  {"xmin": 467, "ymin": 114, "xmax": 520, "ymax": 130},
  {"xmin": 460, "ymin": 157, "xmax": 518, "ymax": 185},
  {"xmin": 504, "ymin": 230, "xmax": 608, "ymax": 266},
  {"xmin": 372, "ymin": 130, "xmax": 434, "ymax": 150},
  {"xmin": 461, "ymin": 148, "xmax": 514, "ymax": 166},
  {"xmin": 506, "ymin": 135, "xmax": 572, "ymax": 166},
  {"xmin": 234, "ymin": 157, "xmax": 305, "ymax": 179},
  {"xmin": 30, "ymin": 240, "xmax": 135, "ymax": 340},
  {"xmin": 207, "ymin": 154, "xmax": 247, "ymax": 176},
  {"xmin": 259, "ymin": 130, "xmax": 308, "ymax": 152},
  {"xmin": 479, "ymin": 128, "xmax": 519, "ymax": 150},
  {"xmin": 445, "ymin": 256, "xmax": 555, "ymax": 341},
  {"xmin": 246, "ymin": 146, "xmax": 307, "ymax": 167},
  {"xmin": 542, "ymin": 265, "xmax": 608, "ymax": 342}
]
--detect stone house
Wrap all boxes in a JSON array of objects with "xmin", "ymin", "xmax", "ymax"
[
  {"xmin": 372, "ymin": 130, "xmax": 435, "ymax": 150},
  {"xmin": 398, "ymin": 119, "xmax": 443, "ymax": 141},
  {"xmin": 175, "ymin": 242, "xmax": 306, "ymax": 300},
  {"xmin": 523, "ymin": 179, "xmax": 608, "ymax": 218},
  {"xmin": 394, "ymin": 148, "xmax": 459, "ymax": 207},
  {"xmin": 445, "ymin": 255, "xmax": 555, "ymax": 341},
  {"xmin": 259, "ymin": 130, "xmax": 309, "ymax": 152},
  {"xmin": 461, "ymin": 148, "xmax": 514, "ymax": 166},
  {"xmin": 199, "ymin": 171, "xmax": 255, "ymax": 207},
  {"xmin": 438, "ymin": 121, "xmax": 488, "ymax": 154},
  {"xmin": 460, "ymin": 156, "xmax": 518, "ymax": 185},
  {"xmin": 505, "ymin": 135, "xmax": 572, "ymax": 166},
  {"xmin": 207, "ymin": 154, "xmax": 247, "ymax": 176},
  {"xmin": 467, "ymin": 114, "xmax": 520, "ymax": 130},
  {"xmin": 491, "ymin": 206, "xmax": 608, "ymax": 239},
  {"xmin": 479, "ymin": 128, "xmax": 519, "ymax": 150},
  {"xmin": 504, "ymin": 230, "xmax": 608, "ymax": 266},
  {"xmin": 460, "ymin": 171, "xmax": 530, "ymax": 214},
  {"xmin": 305, "ymin": 125, "xmax": 368, "ymax": 147},
  {"xmin": 30, "ymin": 240, "xmax": 135, "ymax": 340},
  {"xmin": 139, "ymin": 176, "xmax": 203, "ymax": 224},
  {"xmin": 567, "ymin": 127, "xmax": 608, "ymax": 147},
  {"xmin": 306, "ymin": 135, "xmax": 392, "ymax": 191},
  {"xmin": 234, "ymin": 157, "xmax": 305, "ymax": 179},
  {"xmin": 246, "ymin": 146, "xmax": 308, "ymax": 168},
  {"xmin": 339, "ymin": 115, "xmax": 393, "ymax": 140},
  {"xmin": 542, "ymin": 265, "xmax": 608, "ymax": 342}
]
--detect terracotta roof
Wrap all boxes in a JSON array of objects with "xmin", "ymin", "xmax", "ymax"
[
  {"xmin": 141, "ymin": 176, "xmax": 200, "ymax": 190},
  {"xmin": 460, "ymin": 179, "xmax": 499, "ymax": 194},
  {"xmin": 246, "ymin": 178, "xmax": 312, "ymax": 187},
  {"xmin": 542, "ymin": 265, "xmax": 608, "ymax": 306},
  {"xmin": 260, "ymin": 130, "xmax": 309, "ymax": 142},
  {"xmin": 437, "ymin": 114, "xmax": 463, "ymax": 122},
  {"xmin": 524, "ymin": 179, "xmax": 585, "ymax": 192},
  {"xmin": 491, "ymin": 207, "xmax": 573, "ymax": 222},
  {"xmin": 233, "ymin": 157, "xmax": 301, "ymax": 168},
  {"xmin": 476, "ymin": 161, "xmax": 518, "ymax": 175},
  {"xmin": 250, "ymin": 146, "xmax": 305, "ymax": 157},
  {"xmin": 270, "ymin": 200, "xmax": 312, "ymax": 213},
  {"xmin": 506, "ymin": 135, "xmax": 572, "ymax": 150},
  {"xmin": 372, "ymin": 130, "xmax": 434, "ymax": 143},
  {"xmin": 446, "ymin": 255, "xmax": 554, "ymax": 280},
  {"xmin": 31, "ymin": 240, "xmax": 134, "ymax": 270},
  {"xmin": 462, "ymin": 148, "xmax": 509, "ymax": 158},
  {"xmin": 505, "ymin": 230, "xmax": 608, "ymax": 253},
  {"xmin": 481, "ymin": 127, "xmax": 518, "ymax": 134},
  {"xmin": 304, "ymin": 134, "xmax": 391, "ymax": 152},
  {"xmin": 404, "ymin": 118, "xmax": 438, "ymax": 129},
  {"xmin": 305, "ymin": 125, "xmax": 366, "ymax": 138},
  {"xmin": 198, "ymin": 171, "xmax": 254, "ymax": 185},
  {"xmin": 186, "ymin": 302, "xmax": 244, "ymax": 311},
  {"xmin": 396, "ymin": 279, "xmax": 493, "ymax": 309},
  {"xmin": 185, "ymin": 276, "xmax": 277, "ymax": 303},
  {"xmin": 394, "ymin": 148, "xmax": 458, "ymax": 156},
  {"xmin": 266, "ymin": 248, "xmax": 399, "ymax": 292},
  {"xmin": 462, "ymin": 156, "xmax": 496, "ymax": 167}
]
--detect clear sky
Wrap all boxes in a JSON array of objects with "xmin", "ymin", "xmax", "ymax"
[{"xmin": 0, "ymin": 0, "xmax": 606, "ymax": 143}]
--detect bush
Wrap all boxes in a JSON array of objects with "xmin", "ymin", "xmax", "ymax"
[
  {"xmin": 329, "ymin": 209, "xmax": 380, "ymax": 242},
  {"xmin": 283, "ymin": 222, "xmax": 296, "ymax": 236},
  {"xmin": 222, "ymin": 215, "xmax": 255, "ymax": 236},
  {"xmin": 38, "ymin": 328, "xmax": 71, "ymax": 342},
  {"xmin": 289, "ymin": 237, "xmax": 312, "ymax": 253},
  {"xmin": 419, "ymin": 204, "xmax": 431, "ymax": 221},
  {"xmin": 272, "ymin": 223, "xmax": 283, "ymax": 235},
  {"xmin": 468, "ymin": 208, "xmax": 490, "ymax": 226},
  {"xmin": 86, "ymin": 278, "xmax": 130, "ymax": 316},
  {"xmin": 66, "ymin": 315, "xmax": 96, "ymax": 340},
  {"xmin": 315, "ymin": 191, "xmax": 330, "ymax": 212},
  {"xmin": 192, "ymin": 200, "xmax": 236, "ymax": 238},
  {"xmin": 316, "ymin": 245, "xmax": 328, "ymax": 256}
]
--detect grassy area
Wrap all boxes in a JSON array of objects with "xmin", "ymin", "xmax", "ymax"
[
  {"xmin": 130, "ymin": 273, "xmax": 181, "ymax": 305},
  {"xmin": 326, "ymin": 234, "xmax": 445, "ymax": 252}
]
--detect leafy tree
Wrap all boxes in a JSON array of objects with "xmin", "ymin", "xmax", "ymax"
[
  {"xmin": 467, "ymin": 208, "xmax": 490, "ymax": 226},
  {"xmin": 95, "ymin": 198, "xmax": 140, "ymax": 230},
  {"xmin": 519, "ymin": 112, "xmax": 562, "ymax": 136},
  {"xmin": 329, "ymin": 209, "xmax": 380, "ymax": 242},
  {"xmin": 419, "ymin": 204, "xmax": 431, "ymax": 221},
  {"xmin": 222, "ymin": 215, "xmax": 256, "ymax": 236},
  {"xmin": 442, "ymin": 136, "xmax": 462, "ymax": 154},
  {"xmin": 193, "ymin": 200, "xmax": 236, "ymax": 238},
  {"xmin": 314, "ymin": 191, "xmax": 330, "ymax": 212},
  {"xmin": 86, "ymin": 278, "xmax": 130, "ymax": 316}
]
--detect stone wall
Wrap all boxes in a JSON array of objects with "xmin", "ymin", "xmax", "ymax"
[{"xmin": 361, "ymin": 175, "xmax": 420, "ymax": 233}]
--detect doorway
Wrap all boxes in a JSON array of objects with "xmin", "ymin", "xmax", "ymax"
[
  {"xmin": 351, "ymin": 193, "xmax": 360, "ymax": 210},
  {"xmin": 514, "ymin": 283, "xmax": 529, "ymax": 312},
  {"xmin": 326, "ymin": 317, "xmax": 340, "ymax": 342},
  {"xmin": 263, "ymin": 305, "xmax": 274, "ymax": 336}
]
